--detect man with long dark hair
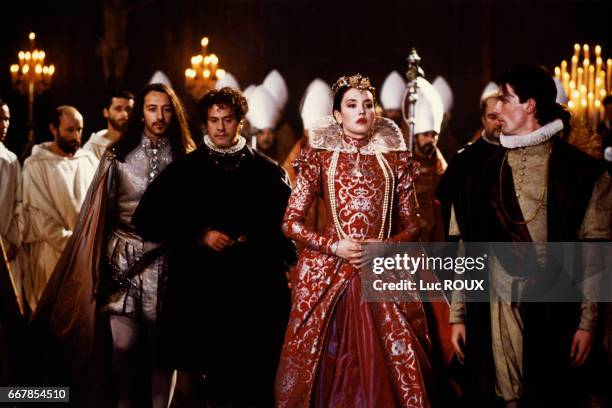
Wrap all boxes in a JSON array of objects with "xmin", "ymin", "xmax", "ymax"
[
  {"xmin": 133, "ymin": 87, "xmax": 296, "ymax": 407},
  {"xmin": 31, "ymin": 83, "xmax": 194, "ymax": 408},
  {"xmin": 450, "ymin": 65, "xmax": 611, "ymax": 407}
]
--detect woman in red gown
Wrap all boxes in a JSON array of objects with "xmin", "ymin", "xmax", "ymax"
[{"xmin": 276, "ymin": 74, "xmax": 450, "ymax": 407}]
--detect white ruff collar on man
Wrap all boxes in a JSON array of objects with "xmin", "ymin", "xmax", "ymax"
[
  {"xmin": 203, "ymin": 134, "xmax": 246, "ymax": 154},
  {"xmin": 307, "ymin": 115, "xmax": 406, "ymax": 155},
  {"xmin": 500, "ymin": 118, "xmax": 563, "ymax": 149}
]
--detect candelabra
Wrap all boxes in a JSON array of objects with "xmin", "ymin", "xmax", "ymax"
[
  {"xmin": 184, "ymin": 36, "xmax": 226, "ymax": 99},
  {"xmin": 10, "ymin": 32, "xmax": 55, "ymax": 143},
  {"xmin": 555, "ymin": 43, "xmax": 610, "ymax": 127}
]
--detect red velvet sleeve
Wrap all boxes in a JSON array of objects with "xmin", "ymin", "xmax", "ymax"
[
  {"xmin": 387, "ymin": 151, "xmax": 423, "ymax": 243},
  {"xmin": 282, "ymin": 148, "xmax": 338, "ymax": 255}
]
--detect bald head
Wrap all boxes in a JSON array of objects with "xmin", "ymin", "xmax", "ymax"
[{"xmin": 49, "ymin": 105, "xmax": 84, "ymax": 155}]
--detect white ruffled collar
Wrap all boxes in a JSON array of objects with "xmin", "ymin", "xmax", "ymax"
[
  {"xmin": 203, "ymin": 134, "xmax": 246, "ymax": 154},
  {"xmin": 500, "ymin": 119, "xmax": 563, "ymax": 149},
  {"xmin": 308, "ymin": 115, "xmax": 406, "ymax": 155}
]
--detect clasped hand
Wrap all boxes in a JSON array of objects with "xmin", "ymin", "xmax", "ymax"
[{"xmin": 335, "ymin": 238, "xmax": 380, "ymax": 269}]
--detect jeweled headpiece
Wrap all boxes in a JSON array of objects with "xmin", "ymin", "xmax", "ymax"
[{"xmin": 332, "ymin": 73, "xmax": 376, "ymax": 96}]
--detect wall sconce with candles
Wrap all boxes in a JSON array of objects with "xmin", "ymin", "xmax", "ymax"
[
  {"xmin": 184, "ymin": 36, "xmax": 226, "ymax": 99},
  {"xmin": 555, "ymin": 43, "xmax": 610, "ymax": 128},
  {"xmin": 9, "ymin": 32, "xmax": 55, "ymax": 144}
]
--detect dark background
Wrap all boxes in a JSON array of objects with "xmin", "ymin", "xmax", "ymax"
[{"xmin": 1, "ymin": 0, "xmax": 610, "ymax": 157}]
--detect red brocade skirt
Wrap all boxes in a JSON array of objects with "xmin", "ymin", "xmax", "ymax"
[{"xmin": 312, "ymin": 273, "xmax": 434, "ymax": 407}]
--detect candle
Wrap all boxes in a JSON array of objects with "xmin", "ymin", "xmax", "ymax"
[
  {"xmin": 583, "ymin": 59, "xmax": 589, "ymax": 86},
  {"xmin": 588, "ymin": 65, "xmax": 595, "ymax": 95},
  {"xmin": 595, "ymin": 45, "xmax": 601, "ymax": 58},
  {"xmin": 596, "ymin": 77, "xmax": 602, "ymax": 102},
  {"xmin": 571, "ymin": 55, "xmax": 578, "ymax": 84},
  {"xmin": 555, "ymin": 66, "xmax": 561, "ymax": 80},
  {"xmin": 607, "ymin": 59, "xmax": 612, "ymax": 93},
  {"xmin": 10, "ymin": 64, "xmax": 19, "ymax": 82},
  {"xmin": 210, "ymin": 54, "xmax": 218, "ymax": 71},
  {"xmin": 596, "ymin": 57, "xmax": 602, "ymax": 84},
  {"xmin": 574, "ymin": 43, "xmax": 581, "ymax": 58},
  {"xmin": 577, "ymin": 67, "xmax": 583, "ymax": 90},
  {"xmin": 588, "ymin": 92, "xmax": 595, "ymax": 125},
  {"xmin": 201, "ymin": 37, "xmax": 209, "ymax": 55},
  {"xmin": 561, "ymin": 60, "xmax": 568, "ymax": 82},
  {"xmin": 583, "ymin": 44, "xmax": 590, "ymax": 60}
]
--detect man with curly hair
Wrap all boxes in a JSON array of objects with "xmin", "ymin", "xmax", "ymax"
[{"xmin": 133, "ymin": 87, "xmax": 297, "ymax": 407}]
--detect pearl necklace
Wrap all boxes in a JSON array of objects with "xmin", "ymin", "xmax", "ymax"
[{"xmin": 328, "ymin": 150, "xmax": 394, "ymax": 240}]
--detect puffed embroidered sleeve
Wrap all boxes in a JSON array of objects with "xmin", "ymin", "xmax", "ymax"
[
  {"xmin": 387, "ymin": 151, "xmax": 422, "ymax": 243},
  {"xmin": 282, "ymin": 148, "xmax": 337, "ymax": 254}
]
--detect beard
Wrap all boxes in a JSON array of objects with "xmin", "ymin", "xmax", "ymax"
[
  {"xmin": 417, "ymin": 142, "xmax": 435, "ymax": 157},
  {"xmin": 57, "ymin": 137, "xmax": 80, "ymax": 154},
  {"xmin": 109, "ymin": 117, "xmax": 129, "ymax": 132}
]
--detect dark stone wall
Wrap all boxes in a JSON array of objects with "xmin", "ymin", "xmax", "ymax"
[{"xmin": 1, "ymin": 0, "xmax": 610, "ymax": 156}]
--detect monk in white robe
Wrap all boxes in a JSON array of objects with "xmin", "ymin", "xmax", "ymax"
[{"xmin": 22, "ymin": 106, "xmax": 97, "ymax": 310}]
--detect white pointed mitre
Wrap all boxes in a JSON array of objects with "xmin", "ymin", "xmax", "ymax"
[
  {"xmin": 300, "ymin": 79, "xmax": 332, "ymax": 130},
  {"xmin": 246, "ymin": 85, "xmax": 281, "ymax": 129},
  {"xmin": 433, "ymin": 76, "xmax": 453, "ymax": 114},
  {"xmin": 480, "ymin": 81, "xmax": 499, "ymax": 103},
  {"xmin": 243, "ymin": 84, "xmax": 256, "ymax": 100},
  {"xmin": 411, "ymin": 77, "xmax": 444, "ymax": 134},
  {"xmin": 215, "ymin": 72, "xmax": 240, "ymax": 90},
  {"xmin": 262, "ymin": 69, "xmax": 289, "ymax": 109},
  {"xmin": 149, "ymin": 70, "xmax": 172, "ymax": 88},
  {"xmin": 380, "ymin": 71, "xmax": 406, "ymax": 110}
]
